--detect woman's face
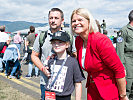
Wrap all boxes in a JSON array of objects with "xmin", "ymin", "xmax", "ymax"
[{"xmin": 71, "ymin": 14, "xmax": 89, "ymax": 35}]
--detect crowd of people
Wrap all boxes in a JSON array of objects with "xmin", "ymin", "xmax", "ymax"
[
  {"xmin": 0, "ymin": 25, "xmax": 39, "ymax": 79},
  {"xmin": 0, "ymin": 8, "xmax": 133, "ymax": 100}
]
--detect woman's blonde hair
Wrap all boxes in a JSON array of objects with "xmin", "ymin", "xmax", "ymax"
[{"xmin": 71, "ymin": 8, "xmax": 98, "ymax": 33}]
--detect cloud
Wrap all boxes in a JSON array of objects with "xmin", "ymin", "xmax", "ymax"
[{"xmin": 0, "ymin": 0, "xmax": 133, "ymax": 28}]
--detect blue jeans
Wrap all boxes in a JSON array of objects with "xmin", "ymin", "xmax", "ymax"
[
  {"xmin": 40, "ymin": 84, "xmax": 46, "ymax": 100},
  {"xmin": 28, "ymin": 61, "xmax": 39, "ymax": 76},
  {"xmin": 0, "ymin": 57, "xmax": 3, "ymax": 71},
  {"xmin": 5, "ymin": 59, "xmax": 21, "ymax": 76}
]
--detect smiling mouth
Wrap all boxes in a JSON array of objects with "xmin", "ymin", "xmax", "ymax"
[{"xmin": 74, "ymin": 26, "xmax": 81, "ymax": 30}]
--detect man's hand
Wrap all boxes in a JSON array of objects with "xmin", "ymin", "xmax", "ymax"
[{"xmin": 42, "ymin": 66, "xmax": 50, "ymax": 78}]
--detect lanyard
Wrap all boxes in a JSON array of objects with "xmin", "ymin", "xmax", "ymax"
[{"xmin": 49, "ymin": 55, "xmax": 68, "ymax": 89}]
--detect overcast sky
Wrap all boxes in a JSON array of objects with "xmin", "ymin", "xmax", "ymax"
[{"xmin": 0, "ymin": 0, "xmax": 133, "ymax": 28}]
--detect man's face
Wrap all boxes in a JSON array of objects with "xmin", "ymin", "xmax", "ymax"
[{"xmin": 49, "ymin": 11, "xmax": 64, "ymax": 32}]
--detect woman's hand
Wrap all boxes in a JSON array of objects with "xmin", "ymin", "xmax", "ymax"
[{"xmin": 120, "ymin": 95, "xmax": 129, "ymax": 100}]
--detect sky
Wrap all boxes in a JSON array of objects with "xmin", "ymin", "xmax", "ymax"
[{"xmin": 0, "ymin": 0, "xmax": 133, "ymax": 28}]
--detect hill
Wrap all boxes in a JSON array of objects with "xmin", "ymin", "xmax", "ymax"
[{"xmin": 0, "ymin": 21, "xmax": 47, "ymax": 32}]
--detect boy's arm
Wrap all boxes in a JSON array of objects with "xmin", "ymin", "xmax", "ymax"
[{"xmin": 75, "ymin": 82, "xmax": 82, "ymax": 100}]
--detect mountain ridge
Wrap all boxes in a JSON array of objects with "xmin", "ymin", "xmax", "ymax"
[{"xmin": 0, "ymin": 21, "xmax": 47, "ymax": 32}]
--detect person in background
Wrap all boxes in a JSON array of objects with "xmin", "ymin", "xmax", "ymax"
[
  {"xmin": 25, "ymin": 26, "xmax": 39, "ymax": 78},
  {"xmin": 0, "ymin": 25, "xmax": 11, "ymax": 72},
  {"xmin": 95, "ymin": 19, "xmax": 101, "ymax": 33},
  {"xmin": 13, "ymin": 31, "xmax": 22, "ymax": 52},
  {"xmin": 21, "ymin": 31, "xmax": 30, "ymax": 62},
  {"xmin": 116, "ymin": 10, "xmax": 133, "ymax": 99},
  {"xmin": 71, "ymin": 8, "xmax": 128, "ymax": 100},
  {"xmin": 31, "ymin": 8, "xmax": 76, "ymax": 100},
  {"xmin": 101, "ymin": 19, "xmax": 106, "ymax": 34},
  {"xmin": 103, "ymin": 30, "xmax": 108, "ymax": 35},
  {"xmin": 3, "ymin": 43, "xmax": 21, "ymax": 79}
]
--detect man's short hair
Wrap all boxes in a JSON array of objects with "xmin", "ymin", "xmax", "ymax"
[
  {"xmin": 128, "ymin": 10, "xmax": 133, "ymax": 22},
  {"xmin": 30, "ymin": 26, "xmax": 35, "ymax": 33},
  {"xmin": 0, "ymin": 25, "xmax": 5, "ymax": 32},
  {"xmin": 48, "ymin": 8, "xmax": 64, "ymax": 19}
]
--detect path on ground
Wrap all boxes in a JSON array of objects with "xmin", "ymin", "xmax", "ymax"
[{"xmin": 0, "ymin": 61, "xmax": 87, "ymax": 100}]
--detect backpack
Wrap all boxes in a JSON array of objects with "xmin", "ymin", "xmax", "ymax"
[
  {"xmin": 35, "ymin": 33, "xmax": 38, "ymax": 38},
  {"xmin": 65, "ymin": 30, "xmax": 73, "ymax": 45},
  {"xmin": 0, "ymin": 42, "xmax": 6, "ymax": 51},
  {"xmin": 39, "ymin": 31, "xmax": 48, "ymax": 48},
  {"xmin": 39, "ymin": 31, "xmax": 48, "ymax": 58},
  {"xmin": 0, "ymin": 42, "xmax": 8, "ymax": 57}
]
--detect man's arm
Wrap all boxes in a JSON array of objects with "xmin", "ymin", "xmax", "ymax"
[
  {"xmin": 31, "ymin": 50, "xmax": 50, "ymax": 77},
  {"xmin": 75, "ymin": 82, "xmax": 82, "ymax": 100}
]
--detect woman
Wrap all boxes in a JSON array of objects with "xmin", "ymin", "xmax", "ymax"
[{"xmin": 71, "ymin": 8, "xmax": 128, "ymax": 100}]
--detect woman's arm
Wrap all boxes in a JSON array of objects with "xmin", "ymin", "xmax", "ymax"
[
  {"xmin": 75, "ymin": 82, "xmax": 82, "ymax": 100},
  {"xmin": 97, "ymin": 35, "xmax": 128, "ymax": 100},
  {"xmin": 116, "ymin": 77, "xmax": 128, "ymax": 100}
]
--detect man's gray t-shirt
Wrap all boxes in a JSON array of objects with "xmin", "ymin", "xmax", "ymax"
[{"xmin": 33, "ymin": 30, "xmax": 53, "ymax": 85}]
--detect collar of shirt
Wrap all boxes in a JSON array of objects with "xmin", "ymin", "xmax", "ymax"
[
  {"xmin": 47, "ymin": 29, "xmax": 53, "ymax": 35},
  {"xmin": 48, "ymin": 29, "xmax": 65, "ymax": 35},
  {"xmin": 127, "ymin": 23, "xmax": 133, "ymax": 30}
]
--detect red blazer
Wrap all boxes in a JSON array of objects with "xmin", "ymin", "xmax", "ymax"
[{"xmin": 75, "ymin": 32, "xmax": 125, "ymax": 99}]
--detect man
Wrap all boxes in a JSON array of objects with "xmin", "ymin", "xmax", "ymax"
[
  {"xmin": 0, "ymin": 25, "xmax": 11, "ymax": 72},
  {"xmin": 13, "ymin": 31, "xmax": 22, "ymax": 52},
  {"xmin": 31, "ymin": 8, "xmax": 76, "ymax": 100},
  {"xmin": 25, "ymin": 26, "xmax": 39, "ymax": 78},
  {"xmin": 116, "ymin": 10, "xmax": 133, "ymax": 99},
  {"xmin": 101, "ymin": 19, "xmax": 106, "ymax": 34}
]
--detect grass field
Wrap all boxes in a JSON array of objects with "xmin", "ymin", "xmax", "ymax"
[{"xmin": 0, "ymin": 80, "xmax": 35, "ymax": 100}]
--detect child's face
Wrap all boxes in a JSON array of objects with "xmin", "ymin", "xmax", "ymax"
[{"xmin": 51, "ymin": 40, "xmax": 69, "ymax": 54}]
